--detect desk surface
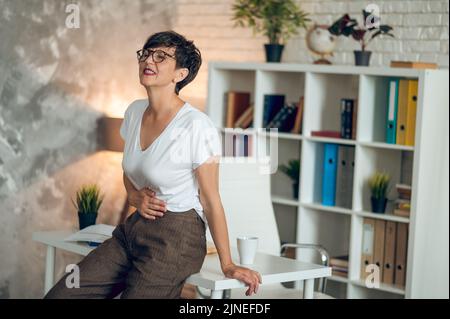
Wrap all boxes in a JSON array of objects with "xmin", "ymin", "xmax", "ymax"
[{"xmin": 33, "ymin": 231, "xmax": 331, "ymax": 291}]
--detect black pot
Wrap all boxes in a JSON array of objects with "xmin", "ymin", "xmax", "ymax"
[
  {"xmin": 78, "ymin": 212, "xmax": 97, "ymax": 230},
  {"xmin": 293, "ymin": 182, "xmax": 299, "ymax": 200},
  {"xmin": 371, "ymin": 197, "xmax": 387, "ymax": 214},
  {"xmin": 354, "ymin": 50, "xmax": 372, "ymax": 66},
  {"xmin": 264, "ymin": 44, "xmax": 284, "ymax": 62}
]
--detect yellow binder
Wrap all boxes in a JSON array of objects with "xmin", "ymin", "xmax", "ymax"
[
  {"xmin": 396, "ymin": 80, "xmax": 409, "ymax": 145},
  {"xmin": 405, "ymin": 80, "xmax": 418, "ymax": 146}
]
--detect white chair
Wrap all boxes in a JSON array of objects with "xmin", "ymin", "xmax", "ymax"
[{"xmin": 197, "ymin": 157, "xmax": 333, "ymax": 299}]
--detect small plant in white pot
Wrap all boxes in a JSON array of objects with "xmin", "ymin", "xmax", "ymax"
[
  {"xmin": 368, "ymin": 172, "xmax": 391, "ymax": 213},
  {"xmin": 72, "ymin": 184, "xmax": 104, "ymax": 230}
]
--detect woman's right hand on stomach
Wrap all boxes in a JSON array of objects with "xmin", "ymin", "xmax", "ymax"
[{"xmin": 129, "ymin": 188, "xmax": 167, "ymax": 220}]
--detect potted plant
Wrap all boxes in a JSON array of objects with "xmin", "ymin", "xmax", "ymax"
[
  {"xmin": 232, "ymin": 0, "xmax": 310, "ymax": 62},
  {"xmin": 279, "ymin": 159, "xmax": 300, "ymax": 199},
  {"xmin": 368, "ymin": 172, "xmax": 390, "ymax": 213},
  {"xmin": 328, "ymin": 10, "xmax": 394, "ymax": 66},
  {"xmin": 71, "ymin": 184, "xmax": 104, "ymax": 230}
]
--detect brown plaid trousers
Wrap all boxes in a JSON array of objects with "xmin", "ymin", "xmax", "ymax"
[{"xmin": 44, "ymin": 208, "xmax": 207, "ymax": 299}]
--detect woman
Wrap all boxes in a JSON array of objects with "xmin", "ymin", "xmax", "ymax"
[{"xmin": 45, "ymin": 30, "xmax": 261, "ymax": 299}]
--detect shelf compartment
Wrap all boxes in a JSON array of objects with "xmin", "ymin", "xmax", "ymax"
[
  {"xmin": 271, "ymin": 139, "xmax": 301, "ymax": 200},
  {"xmin": 207, "ymin": 69, "xmax": 256, "ymax": 128},
  {"xmin": 353, "ymin": 146, "xmax": 413, "ymax": 213},
  {"xmin": 273, "ymin": 204, "xmax": 298, "ymax": 245},
  {"xmin": 300, "ymin": 141, "xmax": 356, "ymax": 209},
  {"xmin": 297, "ymin": 208, "xmax": 351, "ymax": 267},
  {"xmin": 303, "ymin": 72, "xmax": 359, "ymax": 138},
  {"xmin": 358, "ymin": 74, "xmax": 419, "ymax": 145}
]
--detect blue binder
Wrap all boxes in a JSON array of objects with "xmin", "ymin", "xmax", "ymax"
[
  {"xmin": 322, "ymin": 143, "xmax": 338, "ymax": 206},
  {"xmin": 386, "ymin": 79, "xmax": 400, "ymax": 144}
]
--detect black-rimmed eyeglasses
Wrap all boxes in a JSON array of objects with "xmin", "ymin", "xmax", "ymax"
[{"xmin": 136, "ymin": 48, "xmax": 176, "ymax": 63}]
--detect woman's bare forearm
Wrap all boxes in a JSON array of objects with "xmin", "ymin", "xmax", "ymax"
[
  {"xmin": 123, "ymin": 172, "xmax": 139, "ymax": 208},
  {"xmin": 202, "ymin": 198, "xmax": 233, "ymax": 270}
]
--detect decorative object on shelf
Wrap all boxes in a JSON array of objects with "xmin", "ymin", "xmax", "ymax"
[
  {"xmin": 279, "ymin": 159, "xmax": 300, "ymax": 199},
  {"xmin": 72, "ymin": 184, "xmax": 104, "ymax": 230},
  {"xmin": 232, "ymin": 0, "xmax": 310, "ymax": 62},
  {"xmin": 368, "ymin": 172, "xmax": 390, "ymax": 213},
  {"xmin": 328, "ymin": 10, "xmax": 394, "ymax": 66},
  {"xmin": 394, "ymin": 184, "xmax": 411, "ymax": 217},
  {"xmin": 306, "ymin": 24, "xmax": 336, "ymax": 64},
  {"xmin": 96, "ymin": 117, "xmax": 124, "ymax": 152}
]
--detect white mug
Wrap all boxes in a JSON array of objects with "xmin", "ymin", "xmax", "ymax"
[{"xmin": 237, "ymin": 236, "xmax": 258, "ymax": 265}]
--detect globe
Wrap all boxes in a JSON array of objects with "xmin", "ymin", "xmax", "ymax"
[{"xmin": 306, "ymin": 24, "xmax": 337, "ymax": 64}]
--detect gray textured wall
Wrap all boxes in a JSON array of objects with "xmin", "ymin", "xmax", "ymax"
[{"xmin": 0, "ymin": 0, "xmax": 175, "ymax": 298}]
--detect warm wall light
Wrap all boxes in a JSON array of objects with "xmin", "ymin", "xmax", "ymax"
[
  {"xmin": 96, "ymin": 116, "xmax": 124, "ymax": 152},
  {"xmin": 96, "ymin": 116, "xmax": 132, "ymax": 223}
]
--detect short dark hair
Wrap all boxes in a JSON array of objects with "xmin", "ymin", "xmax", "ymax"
[{"xmin": 142, "ymin": 30, "xmax": 202, "ymax": 95}]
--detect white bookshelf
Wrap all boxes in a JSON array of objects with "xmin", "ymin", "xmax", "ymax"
[{"xmin": 206, "ymin": 62, "xmax": 449, "ymax": 299}]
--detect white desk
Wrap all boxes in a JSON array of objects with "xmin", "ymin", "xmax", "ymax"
[{"xmin": 32, "ymin": 230, "xmax": 331, "ymax": 299}]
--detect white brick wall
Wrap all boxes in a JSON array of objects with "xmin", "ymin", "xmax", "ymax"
[{"xmin": 174, "ymin": 0, "xmax": 449, "ymax": 103}]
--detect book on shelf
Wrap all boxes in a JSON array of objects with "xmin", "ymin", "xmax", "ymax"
[
  {"xmin": 394, "ymin": 198, "xmax": 411, "ymax": 213},
  {"xmin": 330, "ymin": 255, "xmax": 348, "ymax": 278},
  {"xmin": 234, "ymin": 104, "xmax": 254, "ymax": 129},
  {"xmin": 263, "ymin": 94, "xmax": 285, "ymax": 127},
  {"xmin": 330, "ymin": 255, "xmax": 349, "ymax": 268},
  {"xmin": 266, "ymin": 102, "xmax": 298, "ymax": 132},
  {"xmin": 224, "ymin": 91, "xmax": 251, "ymax": 128},
  {"xmin": 340, "ymin": 98, "xmax": 355, "ymax": 139},
  {"xmin": 390, "ymin": 61, "xmax": 438, "ymax": 69},
  {"xmin": 352, "ymin": 99, "xmax": 358, "ymax": 140},
  {"xmin": 396, "ymin": 184, "xmax": 412, "ymax": 200},
  {"xmin": 291, "ymin": 96, "xmax": 304, "ymax": 134},
  {"xmin": 394, "ymin": 184, "xmax": 411, "ymax": 217},
  {"xmin": 311, "ymin": 130, "xmax": 341, "ymax": 138}
]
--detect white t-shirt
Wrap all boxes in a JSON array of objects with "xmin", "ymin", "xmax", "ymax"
[{"xmin": 120, "ymin": 99, "xmax": 222, "ymax": 225}]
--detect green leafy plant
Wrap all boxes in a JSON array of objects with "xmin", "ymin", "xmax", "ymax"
[
  {"xmin": 328, "ymin": 10, "xmax": 394, "ymax": 51},
  {"xmin": 368, "ymin": 172, "xmax": 390, "ymax": 199},
  {"xmin": 71, "ymin": 184, "xmax": 104, "ymax": 214},
  {"xmin": 232, "ymin": 0, "xmax": 310, "ymax": 45},
  {"xmin": 279, "ymin": 159, "xmax": 300, "ymax": 184}
]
